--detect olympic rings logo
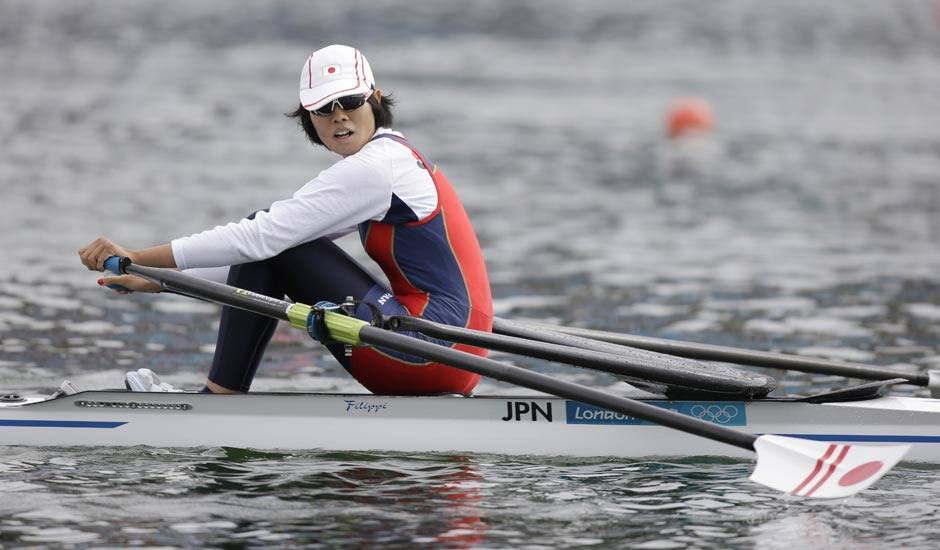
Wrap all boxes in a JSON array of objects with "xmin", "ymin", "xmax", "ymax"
[{"xmin": 689, "ymin": 404, "xmax": 740, "ymax": 424}]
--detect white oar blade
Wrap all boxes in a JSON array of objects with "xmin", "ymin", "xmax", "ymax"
[{"xmin": 749, "ymin": 434, "xmax": 909, "ymax": 499}]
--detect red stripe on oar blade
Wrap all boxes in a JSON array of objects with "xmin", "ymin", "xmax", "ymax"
[
  {"xmin": 790, "ymin": 443, "xmax": 837, "ymax": 495},
  {"xmin": 804, "ymin": 445, "xmax": 851, "ymax": 497},
  {"xmin": 838, "ymin": 460, "xmax": 884, "ymax": 487}
]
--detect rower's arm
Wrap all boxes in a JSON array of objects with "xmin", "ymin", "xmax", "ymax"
[
  {"xmin": 130, "ymin": 243, "xmax": 177, "ymax": 268},
  {"xmin": 169, "ymin": 155, "xmax": 390, "ymax": 270}
]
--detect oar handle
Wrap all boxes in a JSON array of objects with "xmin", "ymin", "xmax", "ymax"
[{"xmin": 103, "ymin": 256, "xmax": 132, "ymax": 292}]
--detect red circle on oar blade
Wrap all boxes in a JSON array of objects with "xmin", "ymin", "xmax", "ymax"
[{"xmin": 838, "ymin": 461, "xmax": 884, "ymax": 486}]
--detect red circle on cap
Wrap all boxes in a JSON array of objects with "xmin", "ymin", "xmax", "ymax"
[
  {"xmin": 838, "ymin": 461, "xmax": 884, "ymax": 486},
  {"xmin": 328, "ymin": 67, "xmax": 336, "ymax": 74}
]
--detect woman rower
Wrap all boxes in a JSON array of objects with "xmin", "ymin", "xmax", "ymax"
[{"xmin": 78, "ymin": 44, "xmax": 492, "ymax": 396}]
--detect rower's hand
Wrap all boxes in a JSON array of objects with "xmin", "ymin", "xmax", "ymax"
[
  {"xmin": 78, "ymin": 236, "xmax": 133, "ymax": 271},
  {"xmin": 98, "ymin": 274, "xmax": 161, "ymax": 294}
]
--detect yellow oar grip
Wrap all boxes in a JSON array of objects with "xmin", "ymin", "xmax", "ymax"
[
  {"xmin": 323, "ymin": 310, "xmax": 368, "ymax": 345},
  {"xmin": 286, "ymin": 303, "xmax": 367, "ymax": 345},
  {"xmin": 286, "ymin": 303, "xmax": 312, "ymax": 330}
]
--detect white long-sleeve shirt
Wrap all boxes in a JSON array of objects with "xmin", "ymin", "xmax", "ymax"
[{"xmin": 171, "ymin": 128, "xmax": 437, "ymax": 270}]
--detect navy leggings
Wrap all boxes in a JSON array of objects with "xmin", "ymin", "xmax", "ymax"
[{"xmin": 208, "ymin": 237, "xmax": 380, "ymax": 391}]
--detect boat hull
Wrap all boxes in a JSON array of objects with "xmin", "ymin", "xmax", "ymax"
[{"xmin": 1, "ymin": 391, "xmax": 939, "ymax": 461}]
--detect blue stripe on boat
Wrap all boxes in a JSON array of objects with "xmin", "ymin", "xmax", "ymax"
[
  {"xmin": 778, "ymin": 434, "xmax": 940, "ymax": 443},
  {"xmin": 0, "ymin": 419, "xmax": 126, "ymax": 429}
]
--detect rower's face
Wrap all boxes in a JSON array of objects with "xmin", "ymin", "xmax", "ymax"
[{"xmin": 311, "ymin": 91, "xmax": 378, "ymax": 157}]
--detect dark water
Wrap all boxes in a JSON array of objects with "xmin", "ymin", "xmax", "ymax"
[{"xmin": 1, "ymin": 0, "xmax": 940, "ymax": 547}]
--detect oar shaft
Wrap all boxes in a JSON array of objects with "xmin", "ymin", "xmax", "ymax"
[
  {"xmin": 123, "ymin": 262, "xmax": 293, "ymax": 322},
  {"xmin": 494, "ymin": 318, "xmax": 930, "ymax": 387},
  {"xmin": 389, "ymin": 316, "xmax": 761, "ymax": 395},
  {"xmin": 359, "ymin": 325, "xmax": 757, "ymax": 452}
]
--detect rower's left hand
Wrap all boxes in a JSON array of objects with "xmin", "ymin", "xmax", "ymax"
[
  {"xmin": 98, "ymin": 274, "xmax": 161, "ymax": 294},
  {"xmin": 78, "ymin": 236, "xmax": 134, "ymax": 271}
]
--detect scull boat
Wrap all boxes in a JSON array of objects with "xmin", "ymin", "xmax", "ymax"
[
  {"xmin": 3, "ymin": 256, "xmax": 925, "ymax": 498},
  {"xmin": 2, "ymin": 386, "xmax": 939, "ymax": 462}
]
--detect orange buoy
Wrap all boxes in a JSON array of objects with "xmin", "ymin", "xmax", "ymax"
[{"xmin": 666, "ymin": 98, "xmax": 714, "ymax": 139}]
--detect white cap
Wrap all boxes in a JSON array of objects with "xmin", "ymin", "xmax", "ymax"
[{"xmin": 299, "ymin": 45, "xmax": 375, "ymax": 111}]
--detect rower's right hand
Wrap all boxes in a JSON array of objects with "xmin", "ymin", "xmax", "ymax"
[
  {"xmin": 78, "ymin": 236, "xmax": 134, "ymax": 271},
  {"xmin": 97, "ymin": 274, "xmax": 161, "ymax": 294}
]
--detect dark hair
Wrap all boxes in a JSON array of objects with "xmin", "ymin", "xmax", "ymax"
[{"xmin": 287, "ymin": 93, "xmax": 395, "ymax": 147}]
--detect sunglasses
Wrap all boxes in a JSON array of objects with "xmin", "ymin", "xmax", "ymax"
[{"xmin": 312, "ymin": 92, "xmax": 372, "ymax": 116}]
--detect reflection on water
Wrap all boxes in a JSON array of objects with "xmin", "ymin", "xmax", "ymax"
[
  {"xmin": 1, "ymin": 0, "xmax": 939, "ymax": 547},
  {"xmin": 3, "ymin": 446, "xmax": 939, "ymax": 547},
  {"xmin": 0, "ymin": 447, "xmax": 489, "ymax": 547}
]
